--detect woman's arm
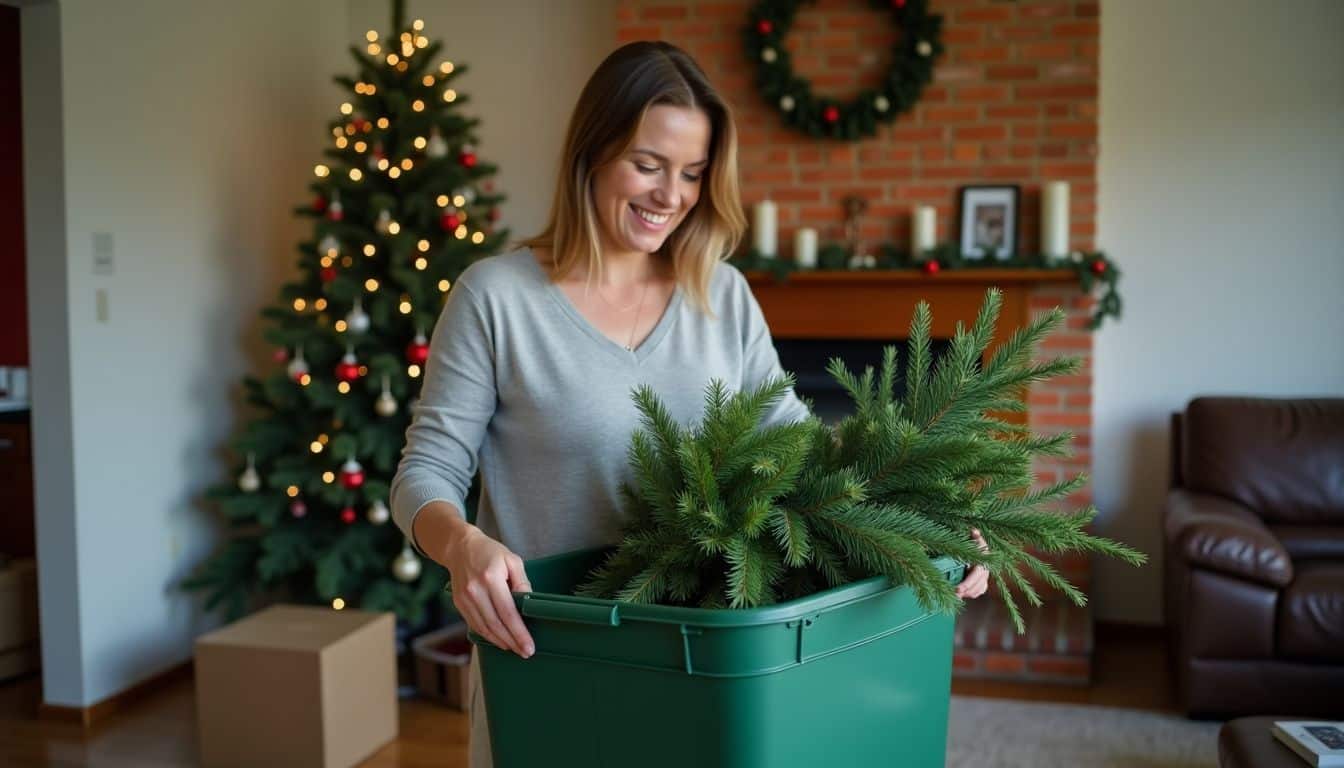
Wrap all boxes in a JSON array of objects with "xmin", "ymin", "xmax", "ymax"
[
  {"xmin": 390, "ymin": 278, "xmax": 497, "ymax": 559},
  {"xmin": 389, "ymin": 277, "xmax": 536, "ymax": 658}
]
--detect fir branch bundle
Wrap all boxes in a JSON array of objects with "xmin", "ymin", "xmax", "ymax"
[{"xmin": 577, "ymin": 288, "xmax": 1145, "ymax": 631}]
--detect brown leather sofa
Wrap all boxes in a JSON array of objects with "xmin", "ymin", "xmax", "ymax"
[{"xmin": 1163, "ymin": 396, "xmax": 1344, "ymax": 719}]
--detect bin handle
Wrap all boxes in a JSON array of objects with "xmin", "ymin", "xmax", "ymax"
[{"xmin": 520, "ymin": 594, "xmax": 621, "ymax": 626}]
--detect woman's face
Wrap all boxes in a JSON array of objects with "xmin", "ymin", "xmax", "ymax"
[{"xmin": 591, "ymin": 104, "xmax": 711, "ymax": 262}]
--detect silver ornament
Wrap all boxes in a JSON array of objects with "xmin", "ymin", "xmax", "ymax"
[
  {"xmin": 392, "ymin": 543, "xmax": 421, "ymax": 582},
  {"xmin": 238, "ymin": 453, "xmax": 261, "ymax": 493},
  {"xmin": 319, "ymin": 234, "xmax": 340, "ymax": 254},
  {"xmin": 426, "ymin": 131, "xmax": 448, "ymax": 159},
  {"xmin": 346, "ymin": 299, "xmax": 371, "ymax": 334},
  {"xmin": 375, "ymin": 209, "xmax": 392, "ymax": 234},
  {"xmin": 367, "ymin": 499, "xmax": 390, "ymax": 524},
  {"xmin": 375, "ymin": 374, "xmax": 398, "ymax": 417},
  {"xmin": 286, "ymin": 347, "xmax": 309, "ymax": 379}
]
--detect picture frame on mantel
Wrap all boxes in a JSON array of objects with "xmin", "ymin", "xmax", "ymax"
[{"xmin": 958, "ymin": 185, "xmax": 1020, "ymax": 261}]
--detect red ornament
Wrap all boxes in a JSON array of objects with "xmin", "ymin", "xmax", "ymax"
[
  {"xmin": 313, "ymin": 195, "xmax": 328, "ymax": 213},
  {"xmin": 406, "ymin": 332, "xmax": 430, "ymax": 366},
  {"xmin": 340, "ymin": 457, "xmax": 365, "ymax": 490},
  {"xmin": 340, "ymin": 506, "xmax": 357, "ymax": 524},
  {"xmin": 756, "ymin": 19, "xmax": 773, "ymax": 35},
  {"xmin": 335, "ymin": 350, "xmax": 361, "ymax": 382},
  {"xmin": 327, "ymin": 200, "xmax": 344, "ymax": 222},
  {"xmin": 440, "ymin": 211, "xmax": 461, "ymax": 231},
  {"xmin": 921, "ymin": 260, "xmax": 941, "ymax": 276},
  {"xmin": 1090, "ymin": 260, "xmax": 1107, "ymax": 275},
  {"xmin": 892, "ymin": 0, "xmax": 907, "ymax": 8},
  {"xmin": 459, "ymin": 151, "xmax": 477, "ymax": 168},
  {"xmin": 823, "ymin": 106, "xmax": 841, "ymax": 123},
  {"xmin": 321, "ymin": 266, "xmax": 338, "ymax": 283},
  {"xmin": 272, "ymin": 348, "xmax": 289, "ymax": 363},
  {"xmin": 290, "ymin": 499, "xmax": 307, "ymax": 518},
  {"xmin": 488, "ymin": 208, "xmax": 501, "ymax": 222}
]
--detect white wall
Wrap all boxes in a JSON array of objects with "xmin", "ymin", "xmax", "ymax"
[
  {"xmin": 345, "ymin": 0, "xmax": 618, "ymax": 241},
  {"xmin": 1093, "ymin": 0, "xmax": 1344, "ymax": 623},
  {"xmin": 23, "ymin": 0, "xmax": 616, "ymax": 708},
  {"xmin": 24, "ymin": 0, "xmax": 348, "ymax": 707}
]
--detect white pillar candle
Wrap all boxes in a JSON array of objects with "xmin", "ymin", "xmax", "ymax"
[
  {"xmin": 911, "ymin": 205, "xmax": 936, "ymax": 256},
  {"xmin": 794, "ymin": 227, "xmax": 818, "ymax": 268},
  {"xmin": 1041, "ymin": 181, "xmax": 1070, "ymax": 259},
  {"xmin": 753, "ymin": 199, "xmax": 777, "ymax": 258}
]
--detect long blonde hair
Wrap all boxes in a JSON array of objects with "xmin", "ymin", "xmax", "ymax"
[{"xmin": 516, "ymin": 41, "xmax": 746, "ymax": 317}]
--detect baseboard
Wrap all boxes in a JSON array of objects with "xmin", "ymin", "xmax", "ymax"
[{"xmin": 38, "ymin": 659, "xmax": 194, "ymax": 728}]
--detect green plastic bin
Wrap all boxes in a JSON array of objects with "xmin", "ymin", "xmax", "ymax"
[{"xmin": 471, "ymin": 547, "xmax": 966, "ymax": 768}]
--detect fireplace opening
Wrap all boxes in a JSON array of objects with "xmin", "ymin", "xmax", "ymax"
[{"xmin": 774, "ymin": 337, "xmax": 956, "ymax": 424}]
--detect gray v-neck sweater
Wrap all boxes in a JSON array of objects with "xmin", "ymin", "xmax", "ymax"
[{"xmin": 390, "ymin": 247, "xmax": 811, "ymax": 561}]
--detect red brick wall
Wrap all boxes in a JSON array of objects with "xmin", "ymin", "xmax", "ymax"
[
  {"xmin": 617, "ymin": 0, "xmax": 1099, "ymax": 594},
  {"xmin": 616, "ymin": 0, "xmax": 1098, "ymax": 252}
]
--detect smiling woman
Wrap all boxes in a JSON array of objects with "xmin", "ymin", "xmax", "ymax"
[
  {"xmin": 518, "ymin": 41, "xmax": 747, "ymax": 316},
  {"xmin": 388, "ymin": 40, "xmax": 986, "ymax": 768}
]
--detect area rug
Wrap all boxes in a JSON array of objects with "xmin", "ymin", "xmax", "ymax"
[{"xmin": 947, "ymin": 695, "xmax": 1222, "ymax": 767}]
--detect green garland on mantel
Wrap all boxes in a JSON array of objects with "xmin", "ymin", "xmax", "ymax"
[
  {"xmin": 729, "ymin": 242, "xmax": 1123, "ymax": 330},
  {"xmin": 746, "ymin": 0, "xmax": 944, "ymax": 141}
]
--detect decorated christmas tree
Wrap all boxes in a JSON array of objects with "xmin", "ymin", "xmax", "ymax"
[
  {"xmin": 182, "ymin": 3, "xmax": 508, "ymax": 625},
  {"xmin": 580, "ymin": 289, "xmax": 1144, "ymax": 631}
]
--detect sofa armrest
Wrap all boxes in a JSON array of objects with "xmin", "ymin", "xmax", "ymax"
[{"xmin": 1164, "ymin": 489, "xmax": 1294, "ymax": 588}]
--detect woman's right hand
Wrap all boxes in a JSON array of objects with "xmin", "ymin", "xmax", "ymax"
[{"xmin": 415, "ymin": 503, "xmax": 535, "ymax": 658}]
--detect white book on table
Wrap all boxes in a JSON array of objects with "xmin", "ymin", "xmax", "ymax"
[{"xmin": 1272, "ymin": 721, "xmax": 1344, "ymax": 768}]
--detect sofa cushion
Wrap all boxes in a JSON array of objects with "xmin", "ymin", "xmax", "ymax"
[
  {"xmin": 1182, "ymin": 397, "xmax": 1344, "ymax": 525},
  {"xmin": 1278, "ymin": 561, "xmax": 1344, "ymax": 662},
  {"xmin": 1270, "ymin": 525, "xmax": 1344, "ymax": 561}
]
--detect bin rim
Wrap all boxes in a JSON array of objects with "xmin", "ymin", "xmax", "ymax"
[{"xmin": 512, "ymin": 546, "xmax": 965, "ymax": 629}]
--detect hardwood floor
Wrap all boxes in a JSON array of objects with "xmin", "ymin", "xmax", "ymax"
[{"xmin": 0, "ymin": 623, "xmax": 1174, "ymax": 767}]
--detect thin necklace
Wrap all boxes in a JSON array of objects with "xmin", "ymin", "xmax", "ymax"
[{"xmin": 620, "ymin": 278, "xmax": 651, "ymax": 351}]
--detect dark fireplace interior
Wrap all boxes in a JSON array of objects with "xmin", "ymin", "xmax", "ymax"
[{"xmin": 774, "ymin": 338, "xmax": 954, "ymax": 424}]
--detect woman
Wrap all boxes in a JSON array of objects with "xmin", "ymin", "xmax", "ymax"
[{"xmin": 390, "ymin": 40, "xmax": 990, "ymax": 768}]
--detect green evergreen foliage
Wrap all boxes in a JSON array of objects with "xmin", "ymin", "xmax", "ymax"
[
  {"xmin": 579, "ymin": 288, "xmax": 1145, "ymax": 630},
  {"xmin": 181, "ymin": 12, "xmax": 506, "ymax": 624}
]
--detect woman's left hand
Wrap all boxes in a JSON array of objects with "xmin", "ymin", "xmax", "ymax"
[{"xmin": 955, "ymin": 528, "xmax": 991, "ymax": 600}]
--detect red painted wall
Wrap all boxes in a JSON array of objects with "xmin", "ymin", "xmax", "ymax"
[{"xmin": 0, "ymin": 6, "xmax": 28, "ymax": 366}]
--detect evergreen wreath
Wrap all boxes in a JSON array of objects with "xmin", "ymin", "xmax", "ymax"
[
  {"xmin": 745, "ymin": 0, "xmax": 944, "ymax": 141},
  {"xmin": 579, "ymin": 289, "xmax": 1145, "ymax": 631}
]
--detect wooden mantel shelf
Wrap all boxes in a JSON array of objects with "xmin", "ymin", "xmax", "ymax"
[
  {"xmin": 743, "ymin": 268, "xmax": 1077, "ymax": 286},
  {"xmin": 742, "ymin": 267, "xmax": 1079, "ymax": 343}
]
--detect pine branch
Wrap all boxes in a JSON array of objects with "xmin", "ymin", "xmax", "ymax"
[{"xmin": 582, "ymin": 289, "xmax": 1147, "ymax": 628}]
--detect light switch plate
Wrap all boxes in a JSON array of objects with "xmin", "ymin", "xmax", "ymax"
[{"xmin": 93, "ymin": 232, "xmax": 115, "ymax": 275}]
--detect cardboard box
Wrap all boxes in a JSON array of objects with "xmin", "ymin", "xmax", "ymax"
[
  {"xmin": 411, "ymin": 622, "xmax": 472, "ymax": 709},
  {"xmin": 0, "ymin": 558, "xmax": 40, "ymax": 682},
  {"xmin": 195, "ymin": 604, "xmax": 397, "ymax": 768}
]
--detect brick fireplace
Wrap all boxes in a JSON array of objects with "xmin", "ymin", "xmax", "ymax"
[{"xmin": 618, "ymin": 0, "xmax": 1101, "ymax": 682}]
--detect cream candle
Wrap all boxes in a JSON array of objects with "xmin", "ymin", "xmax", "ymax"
[
  {"xmin": 753, "ymin": 199, "xmax": 777, "ymax": 258},
  {"xmin": 911, "ymin": 205, "xmax": 936, "ymax": 256},
  {"xmin": 794, "ymin": 227, "xmax": 817, "ymax": 268},
  {"xmin": 1042, "ymin": 181, "xmax": 1070, "ymax": 259}
]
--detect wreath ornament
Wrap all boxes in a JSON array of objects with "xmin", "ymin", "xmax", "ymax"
[{"xmin": 746, "ymin": 0, "xmax": 945, "ymax": 141}]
